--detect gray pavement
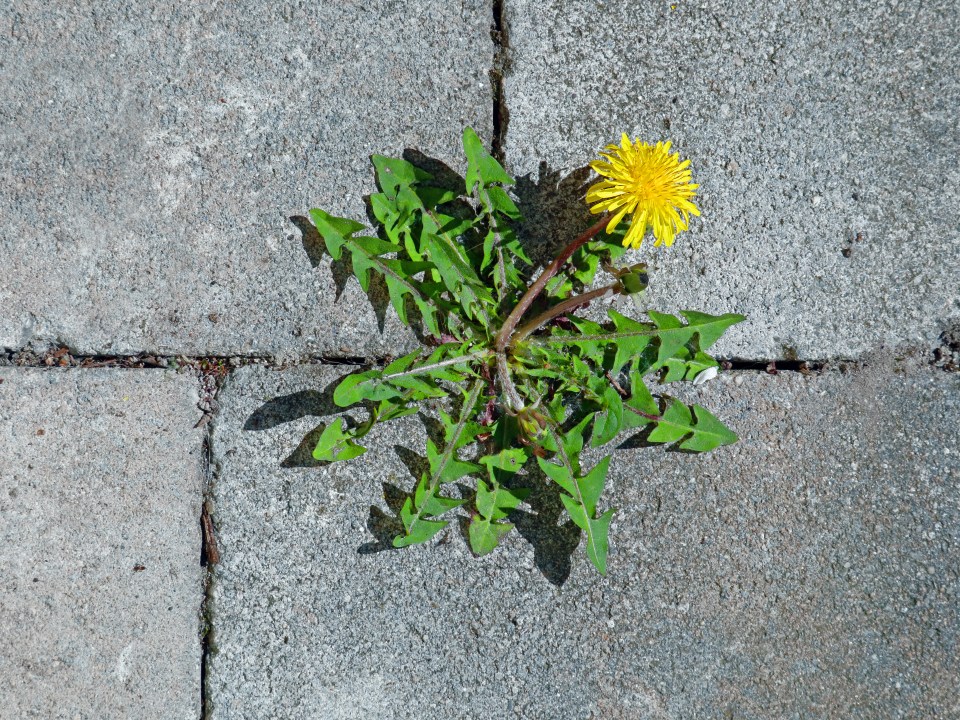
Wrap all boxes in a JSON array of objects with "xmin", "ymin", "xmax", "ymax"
[
  {"xmin": 503, "ymin": 0, "xmax": 960, "ymax": 360},
  {"xmin": 2, "ymin": 1, "xmax": 959, "ymax": 718},
  {"xmin": 0, "ymin": 1, "xmax": 491, "ymax": 358},
  {"xmin": 207, "ymin": 361, "xmax": 959, "ymax": 719},
  {"xmin": 0, "ymin": 368, "xmax": 203, "ymax": 719}
]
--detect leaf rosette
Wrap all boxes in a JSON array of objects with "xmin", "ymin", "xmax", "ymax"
[{"xmin": 304, "ymin": 128, "xmax": 744, "ymax": 575}]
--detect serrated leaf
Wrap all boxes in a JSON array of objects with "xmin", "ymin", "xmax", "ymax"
[
  {"xmin": 647, "ymin": 311, "xmax": 691, "ymax": 366},
  {"xmin": 475, "ymin": 476, "xmax": 529, "ymax": 520},
  {"xmin": 591, "ymin": 386, "xmax": 625, "ymax": 446},
  {"xmin": 311, "ymin": 417, "xmax": 367, "ymax": 463},
  {"xmin": 308, "ymin": 208, "xmax": 365, "ymax": 260},
  {"xmin": 576, "ymin": 456, "xmax": 610, "ymax": 515},
  {"xmin": 468, "ymin": 472, "xmax": 528, "ymax": 555},
  {"xmin": 680, "ymin": 311, "xmax": 746, "ymax": 350},
  {"xmin": 661, "ymin": 349, "xmax": 718, "ymax": 383},
  {"xmin": 623, "ymin": 373, "xmax": 660, "ymax": 430},
  {"xmin": 485, "ymin": 185, "xmax": 521, "ymax": 218},
  {"xmin": 646, "ymin": 398, "xmax": 738, "ymax": 451},
  {"xmin": 536, "ymin": 455, "xmax": 576, "ymax": 495},
  {"xmin": 538, "ymin": 414, "xmax": 592, "ymax": 462},
  {"xmin": 587, "ymin": 507, "xmax": 615, "ymax": 576},
  {"xmin": 649, "ymin": 311, "xmax": 744, "ymax": 367},
  {"xmin": 392, "ymin": 381, "xmax": 485, "ymax": 548},
  {"xmin": 463, "ymin": 127, "xmax": 514, "ymax": 191},
  {"xmin": 311, "ymin": 208, "xmax": 444, "ymax": 336},
  {"xmin": 334, "ymin": 370, "xmax": 403, "ymax": 407},
  {"xmin": 541, "ymin": 422, "xmax": 613, "ymax": 575},
  {"xmin": 647, "ymin": 398, "xmax": 693, "ymax": 444},
  {"xmin": 558, "ymin": 497, "xmax": 615, "ymax": 575},
  {"xmin": 478, "ymin": 448, "xmax": 528, "ymax": 473},
  {"xmin": 372, "ymin": 154, "xmax": 432, "ymax": 198},
  {"xmin": 468, "ymin": 516, "xmax": 514, "ymax": 556},
  {"xmin": 420, "ymin": 491, "xmax": 467, "ymax": 517},
  {"xmin": 679, "ymin": 405, "xmax": 739, "ymax": 452},
  {"xmin": 422, "ymin": 232, "xmax": 489, "ymax": 321},
  {"xmin": 536, "ymin": 310, "xmax": 742, "ymax": 381},
  {"xmin": 426, "ymin": 438, "xmax": 480, "ymax": 484},
  {"xmin": 393, "ymin": 495, "xmax": 448, "ymax": 547}
]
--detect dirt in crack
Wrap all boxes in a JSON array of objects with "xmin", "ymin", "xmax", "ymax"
[{"xmin": 490, "ymin": 0, "xmax": 510, "ymax": 164}]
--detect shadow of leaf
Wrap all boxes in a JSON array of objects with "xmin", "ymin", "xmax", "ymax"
[
  {"xmin": 617, "ymin": 424, "xmax": 659, "ymax": 450},
  {"xmin": 290, "ymin": 213, "xmax": 391, "ymax": 329},
  {"xmin": 506, "ymin": 462, "xmax": 581, "ymax": 587},
  {"xmin": 393, "ymin": 444, "xmax": 427, "ymax": 482},
  {"xmin": 290, "ymin": 214, "xmax": 355, "ymax": 302},
  {"xmin": 402, "ymin": 148, "xmax": 467, "ymax": 194},
  {"xmin": 244, "ymin": 384, "xmax": 339, "ymax": 432},
  {"xmin": 358, "ymin": 482, "xmax": 410, "ymax": 554},
  {"xmin": 290, "ymin": 214, "xmax": 324, "ymax": 268},
  {"xmin": 282, "ymin": 422, "xmax": 326, "ymax": 468},
  {"xmin": 513, "ymin": 163, "xmax": 594, "ymax": 268}
]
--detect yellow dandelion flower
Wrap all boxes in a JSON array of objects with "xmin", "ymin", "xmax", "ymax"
[{"xmin": 586, "ymin": 134, "xmax": 700, "ymax": 249}]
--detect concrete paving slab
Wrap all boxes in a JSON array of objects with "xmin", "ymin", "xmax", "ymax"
[
  {"xmin": 0, "ymin": 2, "xmax": 491, "ymax": 358},
  {"xmin": 502, "ymin": 0, "xmax": 960, "ymax": 360},
  {"xmin": 0, "ymin": 369, "xmax": 203, "ymax": 718},
  {"xmin": 208, "ymin": 361, "xmax": 959, "ymax": 719}
]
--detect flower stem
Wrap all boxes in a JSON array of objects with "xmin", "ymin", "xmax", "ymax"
[
  {"xmin": 510, "ymin": 282, "xmax": 622, "ymax": 346},
  {"xmin": 493, "ymin": 215, "xmax": 610, "ymax": 353}
]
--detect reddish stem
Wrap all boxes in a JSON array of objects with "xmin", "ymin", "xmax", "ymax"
[
  {"xmin": 510, "ymin": 282, "xmax": 622, "ymax": 346},
  {"xmin": 493, "ymin": 215, "xmax": 610, "ymax": 353}
]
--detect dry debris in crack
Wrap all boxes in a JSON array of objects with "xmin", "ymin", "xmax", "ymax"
[{"xmin": 932, "ymin": 323, "xmax": 960, "ymax": 372}]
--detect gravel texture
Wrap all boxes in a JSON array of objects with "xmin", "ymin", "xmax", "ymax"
[
  {"xmin": 0, "ymin": 368, "xmax": 204, "ymax": 719},
  {"xmin": 208, "ymin": 360, "xmax": 959, "ymax": 719},
  {"xmin": 502, "ymin": 0, "xmax": 960, "ymax": 360},
  {"xmin": 0, "ymin": 1, "xmax": 491, "ymax": 358}
]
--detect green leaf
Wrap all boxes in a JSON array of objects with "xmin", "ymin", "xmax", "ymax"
[
  {"xmin": 680, "ymin": 310, "xmax": 745, "ymax": 350},
  {"xmin": 485, "ymin": 185, "xmax": 521, "ymax": 219},
  {"xmin": 468, "ymin": 515, "xmax": 514, "ymax": 555},
  {"xmin": 422, "ymin": 232, "xmax": 490, "ymax": 322},
  {"xmin": 311, "ymin": 417, "xmax": 367, "ymax": 462},
  {"xmin": 334, "ymin": 370, "xmax": 405, "ymax": 407},
  {"xmin": 392, "ymin": 380, "xmax": 485, "ymax": 548},
  {"xmin": 679, "ymin": 404, "xmax": 739, "ymax": 452},
  {"xmin": 309, "ymin": 208, "xmax": 444, "ymax": 336},
  {"xmin": 557, "ymin": 498, "xmax": 615, "ymax": 575},
  {"xmin": 532, "ymin": 309, "xmax": 744, "ymax": 379},
  {"xmin": 536, "ymin": 455, "xmax": 576, "ymax": 496},
  {"xmin": 475, "ymin": 475, "xmax": 529, "ymax": 520},
  {"xmin": 394, "ymin": 497, "xmax": 448, "ymax": 547},
  {"xmin": 333, "ymin": 346, "xmax": 488, "ymax": 410},
  {"xmin": 623, "ymin": 373, "xmax": 660, "ymax": 430},
  {"xmin": 591, "ymin": 386, "xmax": 624, "ymax": 447},
  {"xmin": 661, "ymin": 349, "xmax": 718, "ymax": 383},
  {"xmin": 463, "ymin": 127, "xmax": 514, "ymax": 191},
  {"xmin": 646, "ymin": 398, "xmax": 738, "ymax": 452},
  {"xmin": 478, "ymin": 448, "xmax": 528, "ymax": 473},
  {"xmin": 539, "ymin": 420, "xmax": 614, "ymax": 575},
  {"xmin": 308, "ymin": 208, "xmax": 365, "ymax": 260},
  {"xmin": 372, "ymin": 154, "xmax": 432, "ymax": 198},
  {"xmin": 468, "ymin": 473, "xmax": 529, "ymax": 556},
  {"xmin": 426, "ymin": 437, "xmax": 480, "ymax": 484},
  {"xmin": 649, "ymin": 311, "xmax": 744, "ymax": 368}
]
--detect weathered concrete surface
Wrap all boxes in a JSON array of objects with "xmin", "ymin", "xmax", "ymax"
[
  {"xmin": 0, "ymin": 369, "xmax": 203, "ymax": 718},
  {"xmin": 0, "ymin": 2, "xmax": 491, "ymax": 358},
  {"xmin": 503, "ymin": 0, "xmax": 960, "ymax": 360},
  {"xmin": 209, "ymin": 361, "xmax": 959, "ymax": 719}
]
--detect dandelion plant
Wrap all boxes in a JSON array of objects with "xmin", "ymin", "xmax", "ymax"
[{"xmin": 307, "ymin": 128, "xmax": 743, "ymax": 575}]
